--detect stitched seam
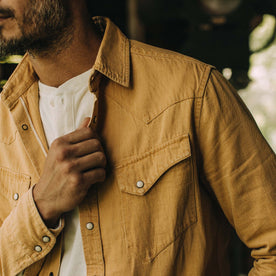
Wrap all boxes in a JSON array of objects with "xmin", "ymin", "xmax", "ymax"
[
  {"xmin": 4, "ymin": 77, "xmax": 36, "ymax": 110},
  {"xmin": 146, "ymin": 97, "xmax": 199, "ymax": 124},
  {"xmin": 131, "ymin": 44, "xmax": 212, "ymax": 66},
  {"xmin": 197, "ymin": 68, "xmax": 213, "ymax": 135},
  {"xmin": 105, "ymin": 93, "xmax": 145, "ymax": 123},
  {"xmin": 131, "ymin": 51, "xmax": 207, "ymax": 63},
  {"xmin": 143, "ymin": 216, "xmax": 197, "ymax": 263},
  {"xmin": 116, "ymin": 134, "xmax": 189, "ymax": 168},
  {"xmin": 123, "ymin": 156, "xmax": 192, "ymax": 195},
  {"xmin": 19, "ymin": 97, "xmax": 47, "ymax": 157},
  {"xmin": 106, "ymin": 92, "xmax": 201, "ymax": 125},
  {"xmin": 0, "ymin": 130, "xmax": 18, "ymax": 145}
]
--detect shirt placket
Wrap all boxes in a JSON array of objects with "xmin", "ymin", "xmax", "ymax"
[
  {"xmin": 88, "ymin": 71, "xmax": 101, "ymax": 131},
  {"xmin": 79, "ymin": 71, "xmax": 105, "ymax": 275},
  {"xmin": 79, "ymin": 188, "xmax": 104, "ymax": 275}
]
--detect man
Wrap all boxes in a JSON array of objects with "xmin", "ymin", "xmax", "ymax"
[{"xmin": 0, "ymin": 0, "xmax": 275, "ymax": 275}]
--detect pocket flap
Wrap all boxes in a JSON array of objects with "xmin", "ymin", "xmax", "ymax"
[
  {"xmin": 0, "ymin": 167, "xmax": 31, "ymax": 202},
  {"xmin": 115, "ymin": 134, "xmax": 191, "ymax": 196}
]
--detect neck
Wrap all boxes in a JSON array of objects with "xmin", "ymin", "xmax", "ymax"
[{"xmin": 29, "ymin": 18, "xmax": 101, "ymax": 88}]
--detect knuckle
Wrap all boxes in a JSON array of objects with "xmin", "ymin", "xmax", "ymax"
[
  {"xmin": 56, "ymin": 147, "xmax": 69, "ymax": 161},
  {"xmin": 70, "ymin": 173, "xmax": 83, "ymax": 186},
  {"xmin": 51, "ymin": 137, "xmax": 62, "ymax": 149},
  {"xmin": 62, "ymin": 160, "xmax": 75, "ymax": 173},
  {"xmin": 92, "ymin": 139, "xmax": 101, "ymax": 150},
  {"xmin": 96, "ymin": 152, "xmax": 106, "ymax": 166}
]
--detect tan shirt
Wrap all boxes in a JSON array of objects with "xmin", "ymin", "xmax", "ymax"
[{"xmin": 0, "ymin": 17, "xmax": 276, "ymax": 276}]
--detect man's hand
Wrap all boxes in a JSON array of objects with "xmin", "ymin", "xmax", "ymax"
[{"xmin": 33, "ymin": 118, "xmax": 106, "ymax": 228}]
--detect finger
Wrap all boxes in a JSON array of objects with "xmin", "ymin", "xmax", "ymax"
[
  {"xmin": 64, "ymin": 126, "xmax": 97, "ymax": 144},
  {"xmin": 77, "ymin": 117, "xmax": 91, "ymax": 129},
  {"xmin": 75, "ymin": 151, "xmax": 106, "ymax": 172},
  {"xmin": 72, "ymin": 138, "xmax": 103, "ymax": 157},
  {"xmin": 82, "ymin": 168, "xmax": 106, "ymax": 188}
]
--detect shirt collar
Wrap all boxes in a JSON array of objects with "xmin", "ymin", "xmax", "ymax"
[{"xmin": 1, "ymin": 16, "xmax": 130, "ymax": 109}]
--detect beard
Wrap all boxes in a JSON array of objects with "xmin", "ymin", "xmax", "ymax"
[{"xmin": 0, "ymin": 0, "xmax": 74, "ymax": 57}]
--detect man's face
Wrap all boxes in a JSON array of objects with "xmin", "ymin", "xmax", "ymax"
[{"xmin": 0, "ymin": 0, "xmax": 72, "ymax": 56}]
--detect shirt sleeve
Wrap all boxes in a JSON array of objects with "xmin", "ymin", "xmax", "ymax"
[
  {"xmin": 0, "ymin": 186, "xmax": 64, "ymax": 276},
  {"xmin": 196, "ymin": 69, "xmax": 276, "ymax": 275}
]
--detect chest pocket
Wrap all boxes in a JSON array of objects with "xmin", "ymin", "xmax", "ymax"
[
  {"xmin": 0, "ymin": 167, "xmax": 31, "ymax": 221},
  {"xmin": 115, "ymin": 134, "xmax": 196, "ymax": 262}
]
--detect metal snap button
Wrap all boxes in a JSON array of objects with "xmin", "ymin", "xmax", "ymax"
[
  {"xmin": 42, "ymin": 236, "xmax": 50, "ymax": 243},
  {"xmin": 136, "ymin": 180, "xmax": 144, "ymax": 189},
  {"xmin": 86, "ymin": 222, "xmax": 94, "ymax": 230},
  {"xmin": 34, "ymin": 245, "xmax": 42, "ymax": 252},
  {"xmin": 13, "ymin": 193, "xmax": 19, "ymax": 201}
]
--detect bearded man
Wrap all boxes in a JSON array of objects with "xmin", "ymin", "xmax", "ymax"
[{"xmin": 0, "ymin": 0, "xmax": 275, "ymax": 275}]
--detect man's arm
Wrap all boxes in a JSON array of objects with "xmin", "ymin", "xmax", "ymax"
[
  {"xmin": 196, "ymin": 69, "xmax": 276, "ymax": 275},
  {"xmin": 0, "ymin": 184, "xmax": 64, "ymax": 275},
  {"xmin": 0, "ymin": 118, "xmax": 106, "ymax": 275}
]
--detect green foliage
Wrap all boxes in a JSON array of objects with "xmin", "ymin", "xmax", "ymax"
[{"xmin": 240, "ymin": 15, "xmax": 276, "ymax": 152}]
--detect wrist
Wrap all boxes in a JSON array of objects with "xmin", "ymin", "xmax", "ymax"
[{"xmin": 32, "ymin": 184, "xmax": 61, "ymax": 228}]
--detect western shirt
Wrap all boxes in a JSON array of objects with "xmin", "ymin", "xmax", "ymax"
[{"xmin": 0, "ymin": 17, "xmax": 275, "ymax": 276}]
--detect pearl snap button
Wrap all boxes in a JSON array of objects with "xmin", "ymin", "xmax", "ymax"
[
  {"xmin": 34, "ymin": 245, "xmax": 42, "ymax": 252},
  {"xmin": 13, "ymin": 193, "xmax": 19, "ymax": 201},
  {"xmin": 136, "ymin": 180, "xmax": 144, "ymax": 188},
  {"xmin": 86, "ymin": 222, "xmax": 94, "ymax": 230},
  {"xmin": 42, "ymin": 236, "xmax": 50, "ymax": 243}
]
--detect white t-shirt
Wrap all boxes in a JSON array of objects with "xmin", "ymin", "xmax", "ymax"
[{"xmin": 38, "ymin": 69, "xmax": 95, "ymax": 276}]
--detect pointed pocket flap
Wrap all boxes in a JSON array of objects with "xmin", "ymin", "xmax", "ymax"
[{"xmin": 115, "ymin": 134, "xmax": 191, "ymax": 196}]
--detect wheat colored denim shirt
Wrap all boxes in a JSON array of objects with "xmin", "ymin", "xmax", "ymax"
[{"xmin": 0, "ymin": 17, "xmax": 275, "ymax": 276}]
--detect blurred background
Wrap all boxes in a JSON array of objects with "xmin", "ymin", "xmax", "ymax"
[{"xmin": 1, "ymin": 1, "xmax": 275, "ymax": 275}]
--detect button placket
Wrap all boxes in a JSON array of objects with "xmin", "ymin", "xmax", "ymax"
[
  {"xmin": 89, "ymin": 71, "xmax": 101, "ymax": 130},
  {"xmin": 79, "ymin": 189, "xmax": 105, "ymax": 273}
]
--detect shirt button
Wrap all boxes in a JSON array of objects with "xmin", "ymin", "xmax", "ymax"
[
  {"xmin": 13, "ymin": 193, "xmax": 19, "ymax": 201},
  {"xmin": 86, "ymin": 222, "xmax": 94, "ymax": 230},
  {"xmin": 42, "ymin": 236, "xmax": 50, "ymax": 243},
  {"xmin": 34, "ymin": 245, "xmax": 42, "ymax": 252},
  {"xmin": 136, "ymin": 180, "xmax": 144, "ymax": 188}
]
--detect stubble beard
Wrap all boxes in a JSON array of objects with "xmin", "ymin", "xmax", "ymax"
[{"xmin": 0, "ymin": 0, "xmax": 74, "ymax": 57}]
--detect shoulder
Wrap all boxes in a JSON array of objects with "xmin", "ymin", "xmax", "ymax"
[
  {"xmin": 130, "ymin": 40, "xmax": 211, "ymax": 69},
  {"xmin": 129, "ymin": 39, "xmax": 215, "ymax": 99}
]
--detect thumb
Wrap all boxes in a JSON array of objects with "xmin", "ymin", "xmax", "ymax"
[{"xmin": 78, "ymin": 117, "xmax": 91, "ymax": 129}]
